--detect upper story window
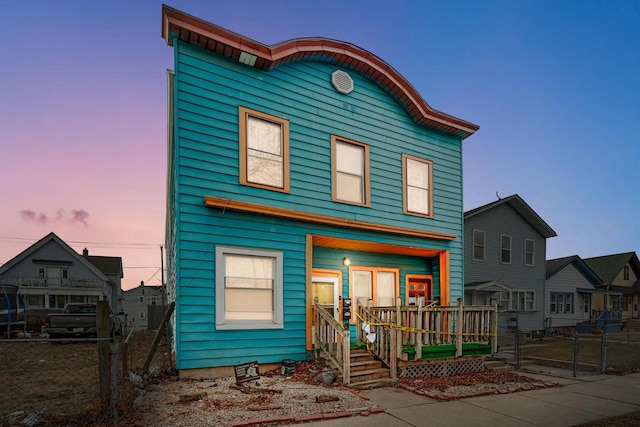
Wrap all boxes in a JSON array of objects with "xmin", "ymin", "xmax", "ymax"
[
  {"xmin": 473, "ymin": 229, "xmax": 485, "ymax": 261},
  {"xmin": 500, "ymin": 234, "xmax": 512, "ymax": 264},
  {"xmin": 524, "ymin": 239, "xmax": 535, "ymax": 267},
  {"xmin": 402, "ymin": 154, "xmax": 433, "ymax": 218},
  {"xmin": 331, "ymin": 136, "xmax": 370, "ymax": 206},
  {"xmin": 624, "ymin": 265, "xmax": 630, "ymax": 280},
  {"xmin": 239, "ymin": 106, "xmax": 290, "ymax": 193}
]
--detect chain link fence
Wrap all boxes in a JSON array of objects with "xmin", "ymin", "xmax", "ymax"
[
  {"xmin": 0, "ymin": 337, "xmax": 115, "ymax": 426},
  {"xmin": 0, "ymin": 326, "xmax": 173, "ymax": 426},
  {"xmin": 495, "ymin": 326, "xmax": 640, "ymax": 377}
]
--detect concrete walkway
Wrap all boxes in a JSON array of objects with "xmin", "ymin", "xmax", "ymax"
[{"xmin": 284, "ymin": 372, "xmax": 640, "ymax": 427}]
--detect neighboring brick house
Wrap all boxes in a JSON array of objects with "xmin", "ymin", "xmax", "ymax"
[
  {"xmin": 162, "ymin": 6, "xmax": 478, "ymax": 374},
  {"xmin": 464, "ymin": 195, "xmax": 557, "ymax": 335}
]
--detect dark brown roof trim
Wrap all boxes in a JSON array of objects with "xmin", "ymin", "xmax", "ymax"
[{"xmin": 162, "ymin": 5, "xmax": 479, "ymax": 139}]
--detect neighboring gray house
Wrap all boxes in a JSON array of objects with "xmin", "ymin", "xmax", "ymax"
[
  {"xmin": 0, "ymin": 232, "xmax": 122, "ymax": 314},
  {"xmin": 545, "ymin": 255, "xmax": 605, "ymax": 330},
  {"xmin": 121, "ymin": 283, "xmax": 164, "ymax": 328},
  {"xmin": 464, "ymin": 195, "xmax": 557, "ymax": 334}
]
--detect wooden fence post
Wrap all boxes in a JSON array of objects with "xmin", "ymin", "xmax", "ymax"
[
  {"xmin": 142, "ymin": 302, "xmax": 175, "ymax": 373},
  {"xmin": 97, "ymin": 300, "xmax": 111, "ymax": 402}
]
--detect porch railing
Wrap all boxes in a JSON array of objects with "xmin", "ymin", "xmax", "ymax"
[
  {"xmin": 312, "ymin": 303, "xmax": 350, "ymax": 385},
  {"xmin": 594, "ymin": 309, "xmax": 623, "ymax": 329},
  {"xmin": 356, "ymin": 298, "xmax": 498, "ymax": 363}
]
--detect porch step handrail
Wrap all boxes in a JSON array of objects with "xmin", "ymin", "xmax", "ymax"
[
  {"xmin": 356, "ymin": 305, "xmax": 397, "ymax": 379},
  {"xmin": 312, "ymin": 303, "xmax": 350, "ymax": 384}
]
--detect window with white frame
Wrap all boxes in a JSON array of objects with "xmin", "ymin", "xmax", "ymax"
[
  {"xmin": 215, "ymin": 246, "xmax": 283, "ymax": 330},
  {"xmin": 512, "ymin": 290, "xmax": 535, "ymax": 311},
  {"xmin": 403, "ymin": 154, "xmax": 433, "ymax": 217},
  {"xmin": 351, "ymin": 268, "xmax": 398, "ymax": 313},
  {"xmin": 550, "ymin": 292, "xmax": 573, "ymax": 314},
  {"xmin": 473, "ymin": 229, "xmax": 486, "ymax": 261},
  {"xmin": 139, "ymin": 311, "xmax": 145, "ymax": 319},
  {"xmin": 498, "ymin": 291, "xmax": 511, "ymax": 311},
  {"xmin": 332, "ymin": 136, "xmax": 370, "ymax": 206},
  {"xmin": 239, "ymin": 106, "xmax": 290, "ymax": 192},
  {"xmin": 500, "ymin": 234, "xmax": 512, "ymax": 264},
  {"xmin": 139, "ymin": 296, "xmax": 144, "ymax": 303},
  {"xmin": 524, "ymin": 239, "xmax": 535, "ymax": 266},
  {"xmin": 624, "ymin": 265, "xmax": 630, "ymax": 280}
]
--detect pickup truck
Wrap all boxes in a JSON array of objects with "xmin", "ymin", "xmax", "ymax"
[{"xmin": 44, "ymin": 303, "xmax": 119, "ymax": 339}]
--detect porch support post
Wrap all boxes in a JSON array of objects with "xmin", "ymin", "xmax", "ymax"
[
  {"xmin": 416, "ymin": 298, "xmax": 423, "ymax": 360},
  {"xmin": 456, "ymin": 298, "xmax": 463, "ymax": 357},
  {"xmin": 355, "ymin": 305, "xmax": 362, "ymax": 346},
  {"xmin": 490, "ymin": 298, "xmax": 498, "ymax": 354},
  {"xmin": 395, "ymin": 298, "xmax": 403, "ymax": 363}
]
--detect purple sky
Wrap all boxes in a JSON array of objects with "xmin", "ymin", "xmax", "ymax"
[{"xmin": 2, "ymin": 1, "xmax": 639, "ymax": 290}]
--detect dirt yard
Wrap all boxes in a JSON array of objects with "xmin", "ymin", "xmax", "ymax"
[{"xmin": 0, "ymin": 328, "xmax": 170, "ymax": 426}]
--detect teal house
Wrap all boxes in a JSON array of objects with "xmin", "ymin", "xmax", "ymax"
[{"xmin": 162, "ymin": 6, "xmax": 480, "ymax": 378}]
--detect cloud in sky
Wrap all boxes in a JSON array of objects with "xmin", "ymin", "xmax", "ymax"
[
  {"xmin": 71, "ymin": 209, "xmax": 89, "ymax": 227},
  {"xmin": 20, "ymin": 209, "xmax": 90, "ymax": 227}
]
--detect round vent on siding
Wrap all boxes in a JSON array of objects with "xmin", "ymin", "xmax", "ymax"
[{"xmin": 331, "ymin": 70, "xmax": 354, "ymax": 94}]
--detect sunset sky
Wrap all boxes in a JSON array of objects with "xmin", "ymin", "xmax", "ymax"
[{"xmin": 1, "ymin": 1, "xmax": 639, "ymax": 290}]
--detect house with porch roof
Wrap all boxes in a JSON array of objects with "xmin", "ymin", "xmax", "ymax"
[
  {"xmin": 464, "ymin": 194, "xmax": 557, "ymax": 336},
  {"xmin": 162, "ymin": 6, "xmax": 496, "ymax": 383},
  {"xmin": 0, "ymin": 232, "xmax": 122, "ymax": 315},
  {"xmin": 584, "ymin": 252, "xmax": 639, "ymax": 323}
]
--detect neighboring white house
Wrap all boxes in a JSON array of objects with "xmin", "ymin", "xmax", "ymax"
[
  {"xmin": 121, "ymin": 283, "xmax": 164, "ymax": 328},
  {"xmin": 0, "ymin": 232, "xmax": 122, "ymax": 314},
  {"xmin": 545, "ymin": 255, "xmax": 603, "ymax": 330}
]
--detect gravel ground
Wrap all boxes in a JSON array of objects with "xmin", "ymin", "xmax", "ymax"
[
  {"xmin": 126, "ymin": 374, "xmax": 375, "ymax": 427},
  {"xmin": 121, "ymin": 364, "xmax": 560, "ymax": 427}
]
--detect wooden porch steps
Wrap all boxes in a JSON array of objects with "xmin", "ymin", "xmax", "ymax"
[{"xmin": 348, "ymin": 347, "xmax": 392, "ymax": 388}]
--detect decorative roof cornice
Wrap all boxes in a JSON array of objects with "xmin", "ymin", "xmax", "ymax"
[{"xmin": 161, "ymin": 5, "xmax": 479, "ymax": 139}]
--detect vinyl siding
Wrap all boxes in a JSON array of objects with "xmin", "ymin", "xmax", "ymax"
[
  {"xmin": 464, "ymin": 204, "xmax": 547, "ymax": 332},
  {"xmin": 545, "ymin": 263, "xmax": 593, "ymax": 328}
]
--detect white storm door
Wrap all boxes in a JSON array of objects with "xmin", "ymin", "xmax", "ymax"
[{"xmin": 312, "ymin": 276, "xmax": 340, "ymax": 321}]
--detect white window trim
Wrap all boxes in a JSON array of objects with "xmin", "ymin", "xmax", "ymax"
[
  {"xmin": 511, "ymin": 290, "xmax": 536, "ymax": 312},
  {"xmin": 550, "ymin": 292, "xmax": 573, "ymax": 314},
  {"xmin": 524, "ymin": 239, "xmax": 535, "ymax": 267},
  {"xmin": 331, "ymin": 135, "xmax": 371, "ymax": 207},
  {"xmin": 402, "ymin": 153, "xmax": 434, "ymax": 218},
  {"xmin": 500, "ymin": 234, "xmax": 512, "ymax": 264},
  {"xmin": 215, "ymin": 245, "xmax": 284, "ymax": 330},
  {"xmin": 472, "ymin": 229, "xmax": 486, "ymax": 262}
]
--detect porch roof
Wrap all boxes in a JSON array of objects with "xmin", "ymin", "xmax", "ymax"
[
  {"xmin": 577, "ymin": 287, "xmax": 622, "ymax": 296},
  {"xmin": 464, "ymin": 281, "xmax": 513, "ymax": 292}
]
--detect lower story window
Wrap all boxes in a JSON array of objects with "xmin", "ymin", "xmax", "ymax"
[
  {"xmin": 550, "ymin": 292, "xmax": 573, "ymax": 314},
  {"xmin": 215, "ymin": 246, "xmax": 283, "ymax": 330},
  {"xmin": 351, "ymin": 267, "xmax": 398, "ymax": 312},
  {"xmin": 512, "ymin": 290, "xmax": 535, "ymax": 311}
]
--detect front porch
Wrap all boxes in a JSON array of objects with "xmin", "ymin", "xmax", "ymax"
[{"xmin": 313, "ymin": 299, "xmax": 498, "ymax": 386}]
